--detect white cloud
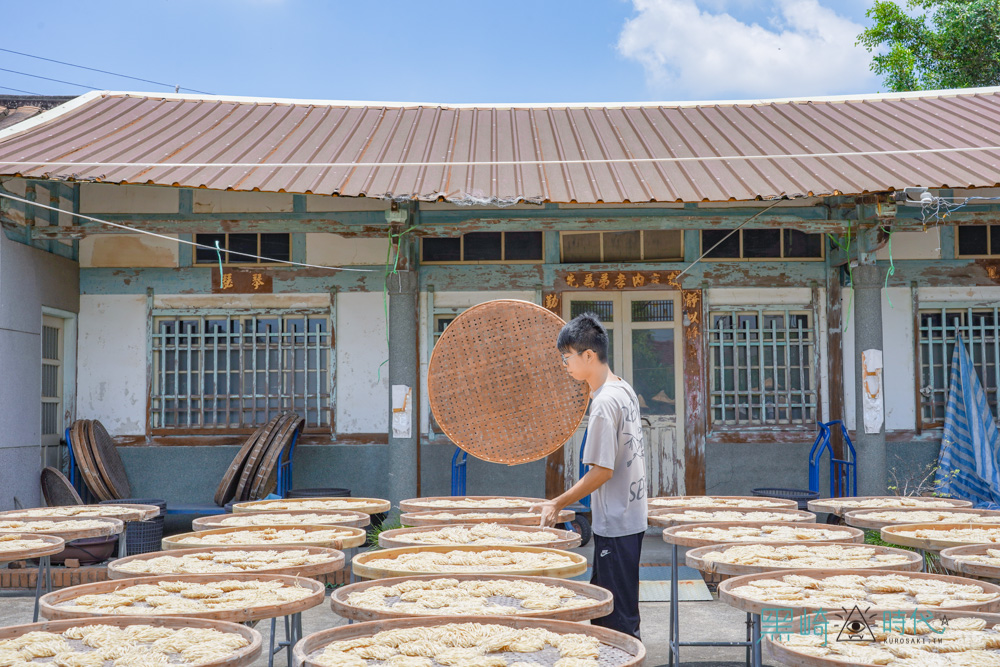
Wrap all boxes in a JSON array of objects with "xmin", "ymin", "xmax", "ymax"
[{"xmin": 617, "ymin": 0, "xmax": 880, "ymax": 100}]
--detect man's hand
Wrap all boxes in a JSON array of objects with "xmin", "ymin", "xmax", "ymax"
[{"xmin": 530, "ymin": 500, "xmax": 561, "ymax": 527}]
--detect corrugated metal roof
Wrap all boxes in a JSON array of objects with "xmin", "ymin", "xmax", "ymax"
[
  {"xmin": 0, "ymin": 105, "xmax": 42, "ymax": 131},
  {"xmin": 2, "ymin": 89, "xmax": 1000, "ymax": 203}
]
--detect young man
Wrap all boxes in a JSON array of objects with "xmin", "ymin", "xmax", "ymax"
[{"xmin": 534, "ymin": 312, "xmax": 647, "ymax": 639}]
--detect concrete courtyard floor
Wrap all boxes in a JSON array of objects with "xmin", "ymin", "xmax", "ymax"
[{"xmin": 0, "ymin": 533, "xmax": 781, "ymax": 666}]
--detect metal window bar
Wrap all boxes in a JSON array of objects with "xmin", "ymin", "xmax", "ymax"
[
  {"xmin": 150, "ymin": 311, "xmax": 331, "ymax": 430},
  {"xmin": 918, "ymin": 306, "xmax": 1000, "ymax": 425},
  {"xmin": 708, "ymin": 308, "xmax": 817, "ymax": 427}
]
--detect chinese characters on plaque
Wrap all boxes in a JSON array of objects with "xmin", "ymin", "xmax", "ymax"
[
  {"xmin": 562, "ymin": 270, "xmax": 681, "ymax": 290},
  {"xmin": 211, "ymin": 269, "xmax": 274, "ymax": 294}
]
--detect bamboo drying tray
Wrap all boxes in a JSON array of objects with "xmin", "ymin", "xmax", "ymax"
[
  {"xmin": 162, "ymin": 525, "xmax": 367, "ymax": 550},
  {"xmin": 0, "ymin": 503, "xmax": 160, "ymax": 522},
  {"xmin": 808, "ymin": 495, "xmax": 973, "ymax": 516},
  {"xmin": 330, "ymin": 574, "xmax": 613, "ymax": 622},
  {"xmin": 401, "ymin": 509, "xmax": 574, "ymax": 527},
  {"xmin": 39, "ymin": 573, "xmax": 326, "ymax": 623},
  {"xmin": 70, "ymin": 420, "xmax": 114, "ymax": 501},
  {"xmin": 719, "ymin": 568, "xmax": 1000, "ymax": 615},
  {"xmin": 399, "ymin": 496, "xmax": 548, "ymax": 513},
  {"xmin": 192, "ymin": 509, "xmax": 371, "ymax": 531},
  {"xmin": 426, "ymin": 300, "xmax": 591, "ymax": 465},
  {"xmin": 0, "ymin": 615, "xmax": 261, "ymax": 667},
  {"xmin": 232, "ymin": 497, "xmax": 391, "ymax": 515},
  {"xmin": 940, "ymin": 544, "xmax": 1000, "ymax": 581},
  {"xmin": 107, "ymin": 545, "xmax": 345, "ymax": 579},
  {"xmin": 0, "ymin": 516, "xmax": 123, "ymax": 541},
  {"xmin": 293, "ymin": 615, "xmax": 645, "ymax": 667},
  {"xmin": 0, "ymin": 534, "xmax": 65, "ymax": 563},
  {"xmin": 661, "ymin": 521, "xmax": 865, "ymax": 548},
  {"xmin": 648, "ymin": 507, "xmax": 816, "ymax": 527},
  {"xmin": 764, "ymin": 609, "xmax": 1000, "ymax": 667},
  {"xmin": 844, "ymin": 506, "xmax": 1000, "ymax": 530},
  {"xmin": 881, "ymin": 522, "xmax": 1000, "ymax": 551},
  {"xmin": 352, "ymin": 545, "xmax": 589, "ymax": 580},
  {"xmin": 648, "ymin": 495, "xmax": 798, "ymax": 510},
  {"xmin": 378, "ymin": 525, "xmax": 582, "ymax": 549},
  {"xmin": 685, "ymin": 540, "xmax": 923, "ymax": 577}
]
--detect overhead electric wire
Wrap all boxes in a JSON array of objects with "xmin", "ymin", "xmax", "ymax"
[
  {"xmin": 0, "ymin": 84, "xmax": 42, "ymax": 95},
  {"xmin": 0, "ymin": 191, "xmax": 373, "ymax": 273},
  {"xmin": 0, "ymin": 48, "xmax": 213, "ymax": 95},
  {"xmin": 0, "ymin": 67, "xmax": 99, "ymax": 90}
]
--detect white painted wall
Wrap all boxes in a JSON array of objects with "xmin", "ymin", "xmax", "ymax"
[
  {"xmin": 842, "ymin": 286, "xmax": 915, "ymax": 431},
  {"xmin": 705, "ymin": 287, "xmax": 812, "ymax": 306},
  {"xmin": 336, "ymin": 291, "xmax": 389, "ymax": 434},
  {"xmin": 77, "ymin": 295, "xmax": 147, "ymax": 436},
  {"xmin": 876, "ymin": 228, "xmax": 940, "ymax": 261},
  {"xmin": 418, "ymin": 290, "xmax": 537, "ymax": 434},
  {"xmin": 80, "ymin": 234, "xmax": 179, "ymax": 268},
  {"xmin": 80, "ymin": 183, "xmax": 178, "ymax": 214},
  {"xmin": 306, "ymin": 234, "xmax": 386, "ymax": 266}
]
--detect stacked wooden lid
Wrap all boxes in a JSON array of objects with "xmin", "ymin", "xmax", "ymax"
[{"xmin": 213, "ymin": 412, "xmax": 304, "ymax": 506}]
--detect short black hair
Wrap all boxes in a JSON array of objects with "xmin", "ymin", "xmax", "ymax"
[{"xmin": 557, "ymin": 312, "xmax": 609, "ymax": 363}]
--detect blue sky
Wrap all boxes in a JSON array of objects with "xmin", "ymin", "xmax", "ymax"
[{"xmin": 3, "ymin": 0, "xmax": 883, "ymax": 104}]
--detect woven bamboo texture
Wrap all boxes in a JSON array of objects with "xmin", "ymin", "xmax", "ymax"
[
  {"xmin": 808, "ymin": 495, "xmax": 974, "ymax": 516},
  {"xmin": 87, "ymin": 420, "xmax": 131, "ymax": 499},
  {"xmin": 352, "ymin": 545, "xmax": 589, "ymax": 580},
  {"xmin": 940, "ymin": 544, "xmax": 1000, "ymax": 581},
  {"xmin": 426, "ymin": 300, "xmax": 590, "ymax": 464},
  {"xmin": 39, "ymin": 572, "xmax": 326, "ymax": 623},
  {"xmin": 684, "ymin": 541, "xmax": 923, "ymax": 577},
  {"xmin": 0, "ymin": 534, "xmax": 65, "ymax": 563},
  {"xmin": 192, "ymin": 510, "xmax": 371, "ymax": 531},
  {"xmin": 107, "ymin": 545, "xmax": 345, "ymax": 579},
  {"xmin": 329, "ymin": 574, "xmax": 613, "ymax": 622},
  {"xmin": 377, "ymin": 525, "xmax": 582, "ymax": 549},
  {"xmin": 0, "ymin": 516, "xmax": 123, "ymax": 541},
  {"xmin": 41, "ymin": 467, "xmax": 83, "ymax": 506},
  {"xmin": 293, "ymin": 615, "xmax": 645, "ymax": 667},
  {"xmin": 233, "ymin": 497, "xmax": 391, "ymax": 515},
  {"xmin": 0, "ymin": 616, "xmax": 261, "ymax": 667},
  {"xmin": 400, "ymin": 509, "xmax": 574, "ymax": 527},
  {"xmin": 399, "ymin": 496, "xmax": 548, "ymax": 513},
  {"xmin": 162, "ymin": 525, "xmax": 367, "ymax": 550},
  {"xmin": 881, "ymin": 522, "xmax": 1000, "ymax": 551},
  {"xmin": 843, "ymin": 507, "xmax": 1000, "ymax": 531},
  {"xmin": 660, "ymin": 521, "xmax": 864, "ymax": 548},
  {"xmin": 648, "ymin": 507, "xmax": 816, "ymax": 527},
  {"xmin": 719, "ymin": 568, "xmax": 1000, "ymax": 615},
  {"xmin": 214, "ymin": 422, "xmax": 268, "ymax": 506},
  {"xmin": 0, "ymin": 504, "xmax": 160, "ymax": 522},
  {"xmin": 648, "ymin": 495, "xmax": 798, "ymax": 510}
]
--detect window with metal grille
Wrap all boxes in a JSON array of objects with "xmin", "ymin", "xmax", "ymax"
[
  {"xmin": 41, "ymin": 324, "xmax": 61, "ymax": 436},
  {"xmin": 708, "ymin": 309, "xmax": 817, "ymax": 426},
  {"xmin": 918, "ymin": 307, "xmax": 1000, "ymax": 426},
  {"xmin": 150, "ymin": 311, "xmax": 332, "ymax": 431}
]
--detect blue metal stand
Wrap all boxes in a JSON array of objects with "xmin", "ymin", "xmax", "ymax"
[
  {"xmin": 451, "ymin": 447, "xmax": 468, "ymax": 496},
  {"xmin": 808, "ymin": 420, "xmax": 858, "ymax": 498}
]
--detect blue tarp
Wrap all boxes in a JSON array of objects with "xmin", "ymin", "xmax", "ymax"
[{"xmin": 934, "ymin": 335, "xmax": 1000, "ymax": 508}]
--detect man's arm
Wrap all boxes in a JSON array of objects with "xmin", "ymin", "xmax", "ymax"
[{"xmin": 531, "ymin": 465, "xmax": 613, "ymax": 526}]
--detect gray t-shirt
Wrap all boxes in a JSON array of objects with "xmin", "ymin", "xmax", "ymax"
[{"xmin": 582, "ymin": 377, "xmax": 648, "ymax": 538}]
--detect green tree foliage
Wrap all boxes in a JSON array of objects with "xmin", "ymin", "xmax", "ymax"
[{"xmin": 858, "ymin": 0, "xmax": 1000, "ymax": 91}]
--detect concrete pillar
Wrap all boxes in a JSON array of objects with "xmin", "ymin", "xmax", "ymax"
[
  {"xmin": 387, "ymin": 269, "xmax": 419, "ymax": 508},
  {"xmin": 853, "ymin": 263, "xmax": 888, "ymax": 495}
]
